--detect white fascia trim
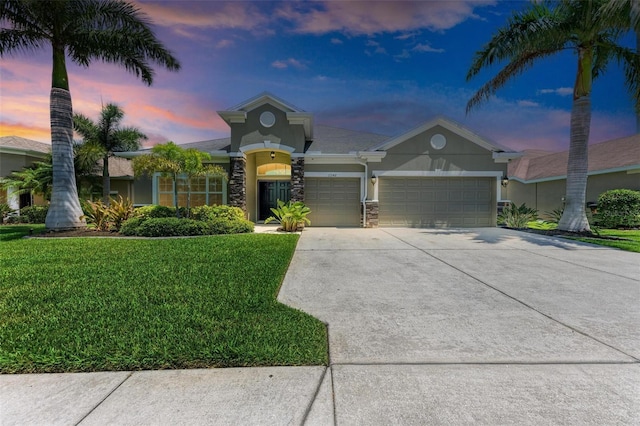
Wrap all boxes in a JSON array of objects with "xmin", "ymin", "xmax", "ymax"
[
  {"xmin": 357, "ymin": 151, "xmax": 386, "ymax": 162},
  {"xmin": 512, "ymin": 165, "xmax": 640, "ymax": 184},
  {"xmin": 493, "ymin": 151, "xmax": 523, "ymax": 163},
  {"xmin": 373, "ymin": 170, "xmax": 503, "ymax": 178},
  {"xmin": 226, "ymin": 92, "xmax": 305, "ymax": 113},
  {"xmin": 370, "ymin": 116, "xmax": 515, "ymax": 154},
  {"xmin": 239, "ymin": 142, "xmax": 295, "ymax": 154},
  {"xmin": 286, "ymin": 112, "xmax": 314, "ymax": 139},
  {"xmin": 305, "ymin": 172, "xmax": 364, "ymax": 178},
  {"xmin": 217, "ymin": 110, "xmax": 247, "ymax": 124},
  {"xmin": 304, "ymin": 153, "xmax": 364, "ymax": 165},
  {"xmin": 0, "ymin": 147, "xmax": 49, "ymax": 158}
]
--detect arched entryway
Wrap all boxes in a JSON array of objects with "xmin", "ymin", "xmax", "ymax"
[
  {"xmin": 244, "ymin": 150, "xmax": 292, "ymax": 222},
  {"xmin": 257, "ymin": 161, "xmax": 291, "ymax": 220}
]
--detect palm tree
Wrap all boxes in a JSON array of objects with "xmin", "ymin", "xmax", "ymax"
[
  {"xmin": 132, "ymin": 142, "xmax": 227, "ymax": 218},
  {"xmin": 466, "ymin": 0, "xmax": 639, "ymax": 232},
  {"xmin": 0, "ymin": 156, "xmax": 54, "ymax": 202},
  {"xmin": 74, "ymin": 103, "xmax": 147, "ymax": 205},
  {"xmin": 0, "ymin": 0, "xmax": 180, "ymax": 230},
  {"xmin": 601, "ymin": 0, "xmax": 640, "ymax": 131}
]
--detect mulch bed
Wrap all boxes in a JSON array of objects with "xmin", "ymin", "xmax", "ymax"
[{"xmin": 33, "ymin": 228, "xmax": 126, "ymax": 238}]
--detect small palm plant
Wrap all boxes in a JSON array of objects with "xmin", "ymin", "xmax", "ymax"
[
  {"xmin": 498, "ymin": 203, "xmax": 538, "ymax": 229},
  {"xmin": 265, "ymin": 200, "xmax": 311, "ymax": 232}
]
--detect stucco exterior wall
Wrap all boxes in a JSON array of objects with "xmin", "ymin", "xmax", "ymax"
[
  {"xmin": 1, "ymin": 153, "xmax": 45, "ymax": 176},
  {"xmin": 508, "ymin": 171, "xmax": 640, "ymax": 219},
  {"xmin": 304, "ymin": 164, "xmax": 364, "ymax": 173},
  {"xmin": 373, "ymin": 126, "xmax": 505, "ymax": 175},
  {"xmin": 231, "ymin": 105, "xmax": 307, "ymax": 154}
]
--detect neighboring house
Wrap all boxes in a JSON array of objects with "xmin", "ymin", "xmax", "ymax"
[
  {"xmin": 0, "ymin": 135, "xmax": 135, "ymax": 209},
  {"xmin": 0, "ymin": 135, "xmax": 50, "ymax": 210},
  {"xmin": 507, "ymin": 134, "xmax": 640, "ymax": 218},
  {"xmin": 125, "ymin": 92, "xmax": 521, "ymax": 227}
]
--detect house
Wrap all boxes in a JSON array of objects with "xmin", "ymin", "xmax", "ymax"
[
  {"xmin": 125, "ymin": 93, "xmax": 521, "ymax": 227},
  {"xmin": 0, "ymin": 136, "xmax": 51, "ymax": 210},
  {"xmin": 0, "ymin": 135, "xmax": 135, "ymax": 209},
  {"xmin": 507, "ymin": 134, "xmax": 640, "ymax": 218}
]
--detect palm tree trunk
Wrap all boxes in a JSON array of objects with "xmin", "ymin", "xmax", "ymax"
[
  {"xmin": 103, "ymin": 155, "xmax": 111, "ymax": 205},
  {"xmin": 558, "ymin": 96, "xmax": 591, "ymax": 232},
  {"xmin": 45, "ymin": 88, "xmax": 86, "ymax": 230}
]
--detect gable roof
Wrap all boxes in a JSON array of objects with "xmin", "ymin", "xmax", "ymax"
[
  {"xmin": 217, "ymin": 92, "xmax": 314, "ymax": 140},
  {"xmin": 368, "ymin": 116, "xmax": 520, "ymax": 160},
  {"xmin": 509, "ymin": 134, "xmax": 640, "ymax": 182},
  {"xmin": 0, "ymin": 136, "xmax": 51, "ymax": 157}
]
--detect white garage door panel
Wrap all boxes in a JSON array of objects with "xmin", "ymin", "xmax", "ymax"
[
  {"xmin": 305, "ymin": 178, "xmax": 361, "ymax": 227},
  {"xmin": 379, "ymin": 177, "xmax": 495, "ymax": 228}
]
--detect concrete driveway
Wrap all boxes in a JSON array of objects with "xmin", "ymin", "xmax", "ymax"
[
  {"xmin": 2, "ymin": 227, "xmax": 638, "ymax": 425},
  {"xmin": 279, "ymin": 227, "xmax": 640, "ymax": 425}
]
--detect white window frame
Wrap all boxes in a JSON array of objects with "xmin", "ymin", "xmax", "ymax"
[{"xmin": 152, "ymin": 173, "xmax": 227, "ymax": 206}]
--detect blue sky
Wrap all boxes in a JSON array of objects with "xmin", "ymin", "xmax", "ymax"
[{"xmin": 0, "ymin": 0, "xmax": 636, "ymax": 152}]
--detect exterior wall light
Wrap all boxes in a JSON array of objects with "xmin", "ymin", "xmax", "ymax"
[
  {"xmin": 371, "ymin": 176, "xmax": 377, "ymax": 185},
  {"xmin": 270, "ymin": 151, "xmax": 276, "ymax": 160},
  {"xmin": 501, "ymin": 176, "xmax": 509, "ymax": 187}
]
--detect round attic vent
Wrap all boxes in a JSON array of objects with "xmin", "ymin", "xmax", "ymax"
[
  {"xmin": 430, "ymin": 133, "xmax": 447, "ymax": 150},
  {"xmin": 260, "ymin": 111, "xmax": 276, "ymax": 128}
]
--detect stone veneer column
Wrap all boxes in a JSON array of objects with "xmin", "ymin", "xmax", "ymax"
[
  {"xmin": 364, "ymin": 201, "xmax": 379, "ymax": 228},
  {"xmin": 228, "ymin": 155, "xmax": 246, "ymax": 213},
  {"xmin": 290, "ymin": 156, "xmax": 305, "ymax": 202}
]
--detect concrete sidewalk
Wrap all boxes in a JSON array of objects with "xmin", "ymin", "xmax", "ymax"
[{"xmin": 1, "ymin": 227, "xmax": 639, "ymax": 425}]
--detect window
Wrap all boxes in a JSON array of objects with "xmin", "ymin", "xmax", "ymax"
[
  {"xmin": 257, "ymin": 163, "xmax": 291, "ymax": 176},
  {"xmin": 156, "ymin": 175, "xmax": 226, "ymax": 207}
]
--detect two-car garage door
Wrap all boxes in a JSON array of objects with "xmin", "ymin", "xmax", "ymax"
[{"xmin": 378, "ymin": 177, "xmax": 495, "ymax": 227}]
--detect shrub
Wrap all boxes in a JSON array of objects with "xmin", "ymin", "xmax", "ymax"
[
  {"xmin": 19, "ymin": 205, "xmax": 48, "ymax": 223},
  {"xmin": 81, "ymin": 200, "xmax": 111, "ymax": 231},
  {"xmin": 207, "ymin": 217, "xmax": 254, "ymax": 234},
  {"xmin": 543, "ymin": 207, "xmax": 564, "ymax": 223},
  {"xmin": 498, "ymin": 202, "xmax": 538, "ymax": 229},
  {"xmin": 0, "ymin": 203, "xmax": 14, "ymax": 222},
  {"xmin": 133, "ymin": 205, "xmax": 177, "ymax": 219},
  {"xmin": 120, "ymin": 217, "xmax": 209, "ymax": 237},
  {"xmin": 264, "ymin": 200, "xmax": 311, "ymax": 232},
  {"xmin": 109, "ymin": 196, "xmax": 134, "ymax": 231},
  {"xmin": 191, "ymin": 205, "xmax": 245, "ymax": 222},
  {"xmin": 594, "ymin": 189, "xmax": 640, "ymax": 228}
]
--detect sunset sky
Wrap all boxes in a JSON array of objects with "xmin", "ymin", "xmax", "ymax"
[{"xmin": 0, "ymin": 0, "xmax": 636, "ymax": 152}]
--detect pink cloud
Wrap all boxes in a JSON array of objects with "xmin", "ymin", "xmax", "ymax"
[{"xmin": 277, "ymin": 1, "xmax": 496, "ymax": 35}]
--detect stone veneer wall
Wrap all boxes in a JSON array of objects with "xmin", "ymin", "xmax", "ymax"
[
  {"xmin": 291, "ymin": 157, "xmax": 305, "ymax": 202},
  {"xmin": 229, "ymin": 156, "xmax": 246, "ymax": 212},
  {"xmin": 364, "ymin": 201, "xmax": 379, "ymax": 228}
]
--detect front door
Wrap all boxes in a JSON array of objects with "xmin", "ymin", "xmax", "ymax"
[{"xmin": 259, "ymin": 180, "xmax": 291, "ymax": 220}]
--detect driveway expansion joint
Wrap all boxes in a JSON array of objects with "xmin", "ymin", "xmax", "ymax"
[
  {"xmin": 380, "ymin": 229, "xmax": 640, "ymax": 363},
  {"xmin": 75, "ymin": 371, "xmax": 133, "ymax": 425}
]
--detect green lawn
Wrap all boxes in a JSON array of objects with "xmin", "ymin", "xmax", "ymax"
[
  {"xmin": 526, "ymin": 221, "xmax": 640, "ymax": 252},
  {"xmin": 0, "ymin": 227, "xmax": 327, "ymax": 373}
]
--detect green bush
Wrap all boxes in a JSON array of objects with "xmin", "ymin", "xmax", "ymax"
[
  {"xmin": 120, "ymin": 215, "xmax": 253, "ymax": 237},
  {"xmin": 208, "ymin": 217, "xmax": 254, "ymax": 234},
  {"xmin": 498, "ymin": 202, "xmax": 538, "ymax": 229},
  {"xmin": 19, "ymin": 205, "xmax": 48, "ymax": 223},
  {"xmin": 133, "ymin": 205, "xmax": 177, "ymax": 218},
  {"xmin": 120, "ymin": 217, "xmax": 208, "ymax": 237},
  {"xmin": 594, "ymin": 189, "xmax": 640, "ymax": 228},
  {"xmin": 0, "ymin": 203, "xmax": 15, "ymax": 221},
  {"xmin": 190, "ymin": 205, "xmax": 245, "ymax": 221}
]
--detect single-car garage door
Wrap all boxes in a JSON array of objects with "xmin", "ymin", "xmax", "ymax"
[
  {"xmin": 378, "ymin": 177, "xmax": 495, "ymax": 227},
  {"xmin": 305, "ymin": 177, "xmax": 361, "ymax": 226}
]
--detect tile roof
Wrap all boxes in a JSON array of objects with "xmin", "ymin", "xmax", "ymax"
[
  {"xmin": 99, "ymin": 157, "xmax": 134, "ymax": 178},
  {"xmin": 509, "ymin": 134, "xmax": 640, "ymax": 182},
  {"xmin": 0, "ymin": 136, "xmax": 51, "ymax": 155}
]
